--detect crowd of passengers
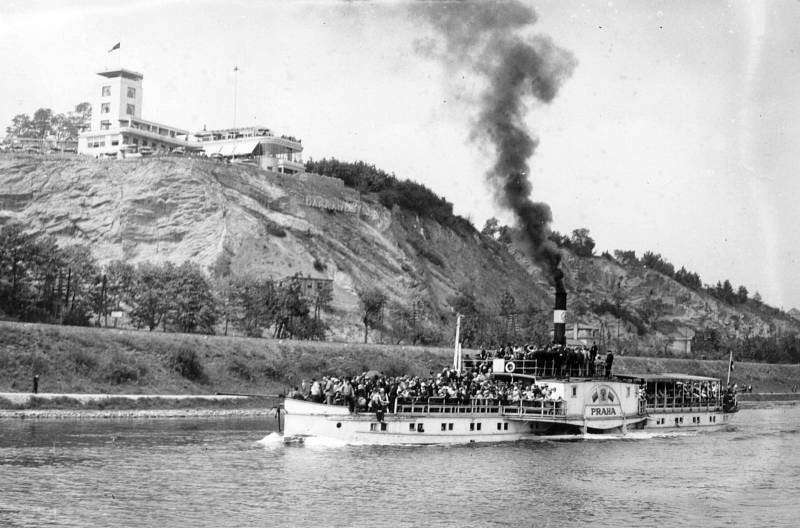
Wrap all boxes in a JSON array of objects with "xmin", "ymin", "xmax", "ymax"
[
  {"xmin": 466, "ymin": 342, "xmax": 615, "ymax": 378},
  {"xmin": 287, "ymin": 365, "xmax": 565, "ymax": 419}
]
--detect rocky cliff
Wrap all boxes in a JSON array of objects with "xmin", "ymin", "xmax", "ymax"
[{"xmin": 1, "ymin": 153, "xmax": 797, "ymax": 349}]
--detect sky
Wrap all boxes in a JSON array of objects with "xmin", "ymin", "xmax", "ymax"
[{"xmin": 1, "ymin": 0, "xmax": 798, "ymax": 310}]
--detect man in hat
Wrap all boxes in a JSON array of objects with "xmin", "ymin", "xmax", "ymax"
[{"xmin": 605, "ymin": 350, "xmax": 614, "ymax": 378}]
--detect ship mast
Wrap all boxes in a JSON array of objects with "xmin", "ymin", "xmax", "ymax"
[{"xmin": 453, "ymin": 314, "xmax": 462, "ymax": 372}]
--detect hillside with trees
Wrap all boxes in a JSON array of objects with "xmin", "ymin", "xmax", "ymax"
[{"xmin": 1, "ymin": 153, "xmax": 798, "ymax": 365}]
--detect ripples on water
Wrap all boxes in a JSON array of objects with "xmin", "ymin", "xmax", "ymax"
[{"xmin": 1, "ymin": 405, "xmax": 798, "ymax": 528}]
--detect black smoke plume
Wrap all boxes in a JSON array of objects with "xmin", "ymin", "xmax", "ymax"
[{"xmin": 412, "ymin": 0, "xmax": 575, "ymax": 286}]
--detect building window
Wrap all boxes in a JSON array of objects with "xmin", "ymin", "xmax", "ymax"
[
  {"xmin": 102, "ymin": 85, "xmax": 111, "ymax": 97},
  {"xmin": 416, "ymin": 423, "xmax": 424, "ymax": 433},
  {"xmin": 627, "ymin": 387, "xmax": 631, "ymax": 398},
  {"xmin": 101, "ymin": 103, "xmax": 110, "ymax": 114},
  {"xmin": 127, "ymin": 87, "xmax": 136, "ymax": 98},
  {"xmin": 111, "ymin": 139, "xmax": 119, "ymax": 146},
  {"xmin": 100, "ymin": 120, "xmax": 111, "ymax": 131},
  {"xmin": 126, "ymin": 104, "xmax": 135, "ymax": 116}
]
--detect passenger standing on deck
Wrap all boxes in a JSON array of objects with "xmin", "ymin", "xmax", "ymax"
[
  {"xmin": 370, "ymin": 388, "xmax": 389, "ymax": 422},
  {"xmin": 310, "ymin": 378, "xmax": 322, "ymax": 403},
  {"xmin": 324, "ymin": 377, "xmax": 335, "ymax": 405},
  {"xmin": 605, "ymin": 351, "xmax": 614, "ymax": 378},
  {"xmin": 342, "ymin": 377, "xmax": 355, "ymax": 413},
  {"xmin": 589, "ymin": 342, "xmax": 598, "ymax": 376}
]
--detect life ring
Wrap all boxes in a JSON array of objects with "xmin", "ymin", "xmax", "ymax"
[{"xmin": 505, "ymin": 361, "xmax": 516, "ymax": 373}]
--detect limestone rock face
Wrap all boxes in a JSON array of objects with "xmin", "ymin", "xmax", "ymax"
[
  {"xmin": 1, "ymin": 154, "xmax": 797, "ymax": 347},
  {"xmin": 0, "ymin": 155, "xmax": 550, "ymax": 341}
]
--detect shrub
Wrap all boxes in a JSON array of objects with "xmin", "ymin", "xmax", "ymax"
[
  {"xmin": 265, "ymin": 221, "xmax": 286, "ymax": 238},
  {"xmin": 106, "ymin": 362, "xmax": 143, "ymax": 384},
  {"xmin": 168, "ymin": 347, "xmax": 207, "ymax": 382},
  {"xmin": 227, "ymin": 357, "xmax": 255, "ymax": 382},
  {"xmin": 68, "ymin": 349, "xmax": 99, "ymax": 374}
]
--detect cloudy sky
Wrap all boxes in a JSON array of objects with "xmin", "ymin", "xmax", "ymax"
[{"xmin": 1, "ymin": 0, "xmax": 798, "ymax": 310}]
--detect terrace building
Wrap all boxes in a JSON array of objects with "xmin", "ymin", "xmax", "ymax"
[{"xmin": 195, "ymin": 126, "xmax": 304, "ymax": 174}]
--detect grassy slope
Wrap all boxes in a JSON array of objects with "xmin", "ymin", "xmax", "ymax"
[{"xmin": 1, "ymin": 321, "xmax": 798, "ymax": 395}]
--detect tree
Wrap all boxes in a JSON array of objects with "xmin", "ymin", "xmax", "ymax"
[
  {"xmin": 641, "ymin": 293, "xmax": 670, "ymax": 330},
  {"xmin": 736, "ymin": 285, "xmax": 749, "ymax": 304},
  {"xmin": 358, "ymin": 287, "xmax": 387, "ymax": 344},
  {"xmin": 230, "ymin": 276, "xmax": 280, "ymax": 337},
  {"xmin": 570, "ymin": 228, "xmax": 595, "ymax": 257},
  {"xmin": 103, "ymin": 260, "xmax": 136, "ymax": 326},
  {"xmin": 58, "ymin": 245, "xmax": 100, "ymax": 325},
  {"xmin": 5, "ymin": 114, "xmax": 33, "ymax": 138},
  {"xmin": 641, "ymin": 251, "xmax": 675, "ymax": 277},
  {"xmin": 0, "ymin": 223, "xmax": 37, "ymax": 315},
  {"xmin": 613, "ymin": 249, "xmax": 638, "ymax": 266},
  {"xmin": 481, "ymin": 217, "xmax": 500, "ymax": 238},
  {"xmin": 273, "ymin": 276, "xmax": 311, "ymax": 339},
  {"xmin": 32, "ymin": 108, "xmax": 54, "ymax": 139},
  {"xmin": 129, "ymin": 262, "xmax": 172, "ymax": 331},
  {"xmin": 71, "ymin": 102, "xmax": 91, "ymax": 134},
  {"xmin": 675, "ymin": 266, "xmax": 702, "ymax": 290},
  {"xmin": 168, "ymin": 261, "xmax": 217, "ymax": 334}
]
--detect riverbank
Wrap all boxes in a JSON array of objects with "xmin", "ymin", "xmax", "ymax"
[
  {"xmin": 1, "ymin": 388, "xmax": 797, "ymax": 420},
  {"xmin": 2, "ymin": 320, "xmax": 798, "ymax": 396}
]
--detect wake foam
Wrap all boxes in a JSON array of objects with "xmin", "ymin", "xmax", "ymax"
[{"xmin": 256, "ymin": 432, "xmax": 284, "ymax": 447}]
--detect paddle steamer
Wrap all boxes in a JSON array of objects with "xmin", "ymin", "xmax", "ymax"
[{"xmin": 282, "ymin": 286, "xmax": 738, "ymax": 444}]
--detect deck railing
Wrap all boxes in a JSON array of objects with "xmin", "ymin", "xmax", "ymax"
[
  {"xmin": 501, "ymin": 400, "xmax": 566, "ymax": 418},
  {"xmin": 645, "ymin": 397, "xmax": 723, "ymax": 413},
  {"xmin": 394, "ymin": 397, "xmax": 565, "ymax": 417},
  {"xmin": 466, "ymin": 358, "xmax": 610, "ymax": 378}
]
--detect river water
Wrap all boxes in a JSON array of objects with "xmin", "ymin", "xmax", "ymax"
[{"xmin": 1, "ymin": 404, "xmax": 798, "ymax": 528}]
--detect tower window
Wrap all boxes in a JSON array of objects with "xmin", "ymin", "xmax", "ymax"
[
  {"xmin": 126, "ymin": 104, "xmax": 135, "ymax": 116},
  {"xmin": 102, "ymin": 85, "xmax": 111, "ymax": 97},
  {"xmin": 101, "ymin": 103, "xmax": 110, "ymax": 114},
  {"xmin": 127, "ymin": 87, "xmax": 136, "ymax": 98}
]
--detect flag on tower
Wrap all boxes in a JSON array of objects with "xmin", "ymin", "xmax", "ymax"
[{"xmin": 108, "ymin": 42, "xmax": 121, "ymax": 53}]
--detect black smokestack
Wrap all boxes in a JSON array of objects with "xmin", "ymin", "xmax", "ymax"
[
  {"xmin": 553, "ymin": 268, "xmax": 566, "ymax": 345},
  {"xmin": 412, "ymin": 0, "xmax": 576, "ymax": 282}
]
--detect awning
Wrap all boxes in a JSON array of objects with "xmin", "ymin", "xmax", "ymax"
[
  {"xmin": 232, "ymin": 139, "xmax": 260, "ymax": 156},
  {"xmin": 202, "ymin": 143, "xmax": 221, "ymax": 156},
  {"xmin": 218, "ymin": 143, "xmax": 237, "ymax": 156}
]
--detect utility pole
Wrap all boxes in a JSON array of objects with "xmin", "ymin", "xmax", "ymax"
[{"xmin": 233, "ymin": 66, "xmax": 239, "ymax": 128}]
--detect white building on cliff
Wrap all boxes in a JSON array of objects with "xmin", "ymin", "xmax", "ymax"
[
  {"xmin": 78, "ymin": 68, "xmax": 304, "ymax": 174},
  {"xmin": 78, "ymin": 69, "xmax": 191, "ymax": 156}
]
